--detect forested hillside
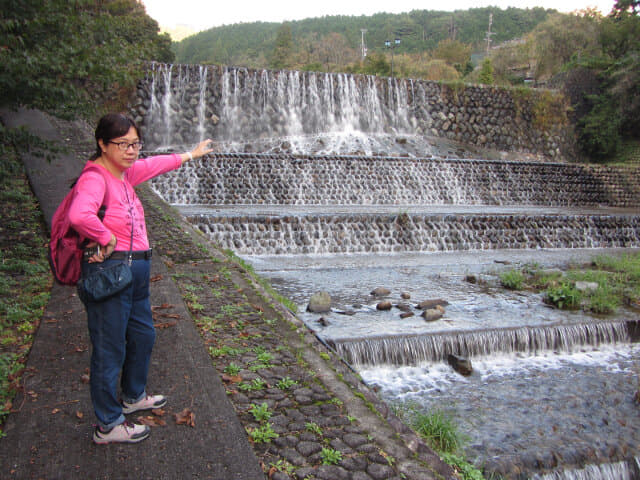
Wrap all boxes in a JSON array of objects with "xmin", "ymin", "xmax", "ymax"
[
  {"xmin": 1, "ymin": 0, "xmax": 173, "ymax": 116},
  {"xmin": 173, "ymin": 7, "xmax": 552, "ymax": 70}
]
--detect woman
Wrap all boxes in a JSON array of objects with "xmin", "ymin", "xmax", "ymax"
[{"xmin": 69, "ymin": 113, "xmax": 213, "ymax": 444}]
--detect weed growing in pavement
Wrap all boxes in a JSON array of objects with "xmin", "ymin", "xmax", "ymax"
[
  {"xmin": 209, "ymin": 345, "xmax": 244, "ymax": 358},
  {"xmin": 197, "ymin": 315, "xmax": 219, "ymax": 333},
  {"xmin": 276, "ymin": 377, "xmax": 298, "ymax": 390},
  {"xmin": 224, "ymin": 363, "xmax": 241, "ymax": 376},
  {"xmin": 320, "ymin": 447, "xmax": 343, "ymax": 465},
  {"xmin": 269, "ymin": 460, "xmax": 295, "ymax": 475},
  {"xmin": 305, "ymin": 421, "xmax": 323, "ymax": 435},
  {"xmin": 249, "ymin": 402, "xmax": 272, "ymax": 422},
  {"xmin": 247, "ymin": 422, "xmax": 278, "ymax": 443},
  {"xmin": 238, "ymin": 378, "xmax": 267, "ymax": 391},
  {"xmin": 249, "ymin": 352, "xmax": 274, "ymax": 371}
]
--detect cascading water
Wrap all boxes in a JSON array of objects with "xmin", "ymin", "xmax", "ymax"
[{"xmin": 138, "ymin": 62, "xmax": 640, "ymax": 480}]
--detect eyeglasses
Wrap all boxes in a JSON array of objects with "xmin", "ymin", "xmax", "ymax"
[{"xmin": 109, "ymin": 140, "xmax": 143, "ymax": 151}]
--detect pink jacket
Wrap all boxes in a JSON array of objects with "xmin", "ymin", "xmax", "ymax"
[{"xmin": 68, "ymin": 154, "xmax": 182, "ymax": 251}]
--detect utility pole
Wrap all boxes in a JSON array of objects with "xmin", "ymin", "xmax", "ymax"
[
  {"xmin": 360, "ymin": 29, "xmax": 368, "ymax": 60},
  {"xmin": 485, "ymin": 13, "xmax": 496, "ymax": 53},
  {"xmin": 385, "ymin": 37, "xmax": 401, "ymax": 77}
]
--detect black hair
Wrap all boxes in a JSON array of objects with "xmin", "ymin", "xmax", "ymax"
[{"xmin": 90, "ymin": 113, "xmax": 141, "ymax": 160}]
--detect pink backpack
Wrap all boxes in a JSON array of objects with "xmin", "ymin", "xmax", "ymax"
[{"xmin": 49, "ymin": 164, "xmax": 106, "ymax": 285}]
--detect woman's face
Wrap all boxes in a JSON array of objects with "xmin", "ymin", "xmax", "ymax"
[{"xmin": 99, "ymin": 126, "xmax": 141, "ymax": 172}]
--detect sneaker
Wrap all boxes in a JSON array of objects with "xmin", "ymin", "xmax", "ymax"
[
  {"xmin": 93, "ymin": 421, "xmax": 150, "ymax": 444},
  {"xmin": 121, "ymin": 394, "xmax": 167, "ymax": 414}
]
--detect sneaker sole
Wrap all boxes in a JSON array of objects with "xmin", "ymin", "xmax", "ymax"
[
  {"xmin": 92, "ymin": 429, "xmax": 150, "ymax": 444},
  {"xmin": 121, "ymin": 397, "xmax": 167, "ymax": 414}
]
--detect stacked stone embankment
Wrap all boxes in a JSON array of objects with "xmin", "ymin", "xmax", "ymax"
[
  {"xmin": 189, "ymin": 212, "xmax": 640, "ymax": 255},
  {"xmin": 152, "ymin": 154, "xmax": 640, "ymax": 207}
]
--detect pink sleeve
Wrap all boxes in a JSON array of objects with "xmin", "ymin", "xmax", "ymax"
[
  {"xmin": 126, "ymin": 154, "xmax": 182, "ymax": 186},
  {"xmin": 68, "ymin": 171, "xmax": 113, "ymax": 246}
]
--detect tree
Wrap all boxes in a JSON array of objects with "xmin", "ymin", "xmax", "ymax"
[
  {"xmin": 361, "ymin": 53, "xmax": 391, "ymax": 76},
  {"xmin": 529, "ymin": 13, "xmax": 602, "ymax": 81},
  {"xmin": 269, "ymin": 23, "xmax": 293, "ymax": 69},
  {"xmin": 432, "ymin": 39, "xmax": 472, "ymax": 66},
  {"xmin": 0, "ymin": 0, "xmax": 174, "ymax": 115},
  {"xmin": 478, "ymin": 58, "xmax": 494, "ymax": 84},
  {"xmin": 613, "ymin": 0, "xmax": 639, "ymax": 16}
]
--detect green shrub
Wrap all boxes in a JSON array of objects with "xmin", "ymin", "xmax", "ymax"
[
  {"xmin": 587, "ymin": 283, "xmax": 620, "ymax": 314},
  {"xmin": 499, "ymin": 269, "xmax": 525, "ymax": 290},
  {"xmin": 545, "ymin": 282, "xmax": 582, "ymax": 309}
]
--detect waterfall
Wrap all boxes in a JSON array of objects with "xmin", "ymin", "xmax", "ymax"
[
  {"xmin": 141, "ymin": 65, "xmax": 429, "ymax": 153},
  {"xmin": 530, "ymin": 458, "xmax": 640, "ymax": 480},
  {"xmin": 330, "ymin": 321, "xmax": 630, "ymax": 366},
  {"xmin": 160, "ymin": 63, "xmax": 173, "ymax": 147},
  {"xmin": 196, "ymin": 65, "xmax": 208, "ymax": 142}
]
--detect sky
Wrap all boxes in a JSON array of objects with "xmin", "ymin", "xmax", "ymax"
[{"xmin": 142, "ymin": 0, "xmax": 617, "ymax": 31}]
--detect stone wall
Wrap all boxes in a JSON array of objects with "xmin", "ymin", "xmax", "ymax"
[
  {"xmin": 151, "ymin": 153, "xmax": 640, "ymax": 208},
  {"xmin": 130, "ymin": 64, "xmax": 575, "ymax": 160},
  {"xmin": 189, "ymin": 211, "xmax": 640, "ymax": 255}
]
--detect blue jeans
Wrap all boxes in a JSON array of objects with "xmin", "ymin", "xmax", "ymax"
[{"xmin": 80, "ymin": 258, "xmax": 155, "ymax": 430}]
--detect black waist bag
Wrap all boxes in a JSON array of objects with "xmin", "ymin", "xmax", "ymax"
[{"xmin": 81, "ymin": 262, "xmax": 132, "ymax": 302}]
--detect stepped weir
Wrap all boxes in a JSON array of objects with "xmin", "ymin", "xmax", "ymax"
[{"xmin": 138, "ymin": 63, "xmax": 640, "ymax": 480}]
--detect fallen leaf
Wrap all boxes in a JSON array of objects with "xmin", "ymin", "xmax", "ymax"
[
  {"xmin": 151, "ymin": 408, "xmax": 165, "ymax": 416},
  {"xmin": 154, "ymin": 321, "xmax": 177, "ymax": 329},
  {"xmin": 51, "ymin": 408, "xmax": 60, "ymax": 414},
  {"xmin": 150, "ymin": 274, "xmax": 164, "ymax": 283},
  {"xmin": 76, "ymin": 411, "xmax": 84, "ymax": 419},
  {"xmin": 137, "ymin": 415, "xmax": 166, "ymax": 427},
  {"xmin": 222, "ymin": 374, "xmax": 242, "ymax": 384},
  {"xmin": 174, "ymin": 408, "xmax": 196, "ymax": 427},
  {"xmin": 80, "ymin": 373, "xmax": 90, "ymax": 384}
]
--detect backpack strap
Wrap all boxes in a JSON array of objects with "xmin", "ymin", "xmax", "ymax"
[{"xmin": 76, "ymin": 163, "xmax": 110, "ymax": 246}]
